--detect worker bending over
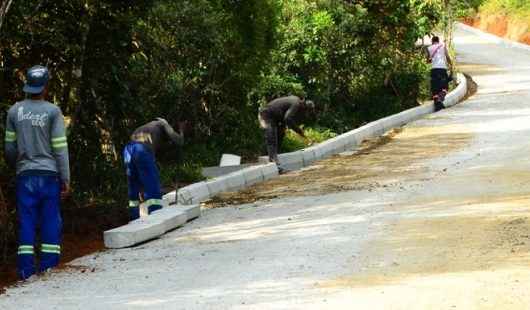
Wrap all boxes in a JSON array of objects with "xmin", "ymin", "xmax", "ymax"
[
  {"xmin": 4, "ymin": 66, "xmax": 70, "ymax": 280},
  {"xmin": 259, "ymin": 95, "xmax": 314, "ymax": 168},
  {"xmin": 124, "ymin": 118, "xmax": 184, "ymax": 221}
]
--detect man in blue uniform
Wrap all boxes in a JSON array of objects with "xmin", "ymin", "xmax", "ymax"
[
  {"xmin": 4, "ymin": 66, "xmax": 70, "ymax": 280},
  {"xmin": 124, "ymin": 118, "xmax": 184, "ymax": 221}
]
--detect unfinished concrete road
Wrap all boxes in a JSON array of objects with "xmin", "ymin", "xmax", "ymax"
[{"xmin": 2, "ymin": 27, "xmax": 530, "ymax": 309}]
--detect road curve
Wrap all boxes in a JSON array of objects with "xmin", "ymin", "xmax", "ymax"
[{"xmin": 1, "ymin": 26, "xmax": 530, "ymax": 310}]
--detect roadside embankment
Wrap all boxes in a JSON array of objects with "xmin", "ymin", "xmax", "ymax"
[{"xmin": 463, "ymin": 4, "xmax": 530, "ymax": 45}]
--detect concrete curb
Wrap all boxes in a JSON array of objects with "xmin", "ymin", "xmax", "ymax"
[
  {"xmin": 456, "ymin": 22, "xmax": 530, "ymax": 54},
  {"xmin": 104, "ymin": 73, "xmax": 468, "ymax": 249},
  {"xmin": 176, "ymin": 181, "xmax": 211, "ymax": 205},
  {"xmin": 104, "ymin": 205, "xmax": 198, "ymax": 249},
  {"xmin": 170, "ymin": 75, "xmax": 467, "ymax": 207}
]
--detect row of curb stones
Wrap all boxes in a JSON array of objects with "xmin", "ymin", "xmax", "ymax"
[{"xmin": 103, "ymin": 73, "xmax": 467, "ymax": 249}]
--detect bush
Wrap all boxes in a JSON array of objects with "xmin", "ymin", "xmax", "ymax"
[{"xmin": 281, "ymin": 127, "xmax": 337, "ymax": 153}]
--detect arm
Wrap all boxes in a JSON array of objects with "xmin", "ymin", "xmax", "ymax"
[
  {"xmin": 424, "ymin": 46, "xmax": 431, "ymax": 62},
  {"xmin": 4, "ymin": 109, "xmax": 17, "ymax": 168},
  {"xmin": 284, "ymin": 103, "xmax": 306, "ymax": 138},
  {"xmin": 50, "ymin": 108, "xmax": 70, "ymax": 187},
  {"xmin": 445, "ymin": 46, "xmax": 453, "ymax": 69},
  {"xmin": 157, "ymin": 117, "xmax": 184, "ymax": 146}
]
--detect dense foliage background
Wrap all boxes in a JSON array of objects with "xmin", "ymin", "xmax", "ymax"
[{"xmin": 0, "ymin": 0, "xmax": 477, "ymax": 262}]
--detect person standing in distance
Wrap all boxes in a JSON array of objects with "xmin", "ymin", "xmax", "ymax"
[
  {"xmin": 4, "ymin": 66, "xmax": 70, "ymax": 280},
  {"xmin": 427, "ymin": 36, "xmax": 454, "ymax": 111},
  {"xmin": 259, "ymin": 95, "xmax": 314, "ymax": 171}
]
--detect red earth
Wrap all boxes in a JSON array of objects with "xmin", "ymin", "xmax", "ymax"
[
  {"xmin": 0, "ymin": 205, "xmax": 127, "ymax": 295},
  {"xmin": 463, "ymin": 15, "xmax": 530, "ymax": 46}
]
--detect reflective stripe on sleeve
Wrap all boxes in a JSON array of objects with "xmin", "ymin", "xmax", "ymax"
[
  {"xmin": 52, "ymin": 136, "xmax": 68, "ymax": 149},
  {"xmin": 5, "ymin": 130, "xmax": 16, "ymax": 142}
]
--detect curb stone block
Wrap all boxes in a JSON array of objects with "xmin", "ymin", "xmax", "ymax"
[
  {"xmin": 205, "ymin": 178, "xmax": 229, "ymax": 196},
  {"xmin": 338, "ymin": 132, "xmax": 359, "ymax": 150},
  {"xmin": 177, "ymin": 182, "xmax": 210, "ymax": 205},
  {"xmin": 444, "ymin": 96, "xmax": 456, "ymax": 107},
  {"xmin": 223, "ymin": 171, "xmax": 246, "ymax": 192},
  {"xmin": 416, "ymin": 103, "xmax": 434, "ymax": 116},
  {"xmin": 315, "ymin": 141, "xmax": 335, "ymax": 159},
  {"xmin": 261, "ymin": 163, "xmax": 279, "ymax": 180},
  {"xmin": 241, "ymin": 165, "xmax": 265, "ymax": 185},
  {"xmin": 308, "ymin": 146, "xmax": 324, "ymax": 160},
  {"xmin": 104, "ymin": 220, "xmax": 166, "ymax": 249},
  {"xmin": 378, "ymin": 116, "xmax": 397, "ymax": 133},
  {"xmin": 202, "ymin": 164, "xmax": 254, "ymax": 178},
  {"xmin": 104, "ymin": 206, "xmax": 193, "ymax": 248},
  {"xmin": 302, "ymin": 148, "xmax": 317, "ymax": 166},
  {"xmin": 148, "ymin": 208, "xmax": 188, "ymax": 232},
  {"xmin": 381, "ymin": 112, "xmax": 408, "ymax": 129},
  {"xmin": 364, "ymin": 122, "xmax": 384, "ymax": 137},
  {"xmin": 322, "ymin": 140, "xmax": 338, "ymax": 157},
  {"xmin": 330, "ymin": 136, "xmax": 350, "ymax": 153},
  {"xmin": 369, "ymin": 121, "xmax": 386, "ymax": 136},
  {"xmin": 278, "ymin": 151, "xmax": 304, "ymax": 170},
  {"xmin": 171, "ymin": 204, "xmax": 201, "ymax": 221},
  {"xmin": 348, "ymin": 126, "xmax": 372, "ymax": 144},
  {"xmin": 401, "ymin": 108, "xmax": 422, "ymax": 123},
  {"xmin": 329, "ymin": 138, "xmax": 344, "ymax": 153},
  {"xmin": 445, "ymin": 73, "xmax": 467, "ymax": 108},
  {"xmin": 162, "ymin": 191, "xmax": 177, "ymax": 206}
]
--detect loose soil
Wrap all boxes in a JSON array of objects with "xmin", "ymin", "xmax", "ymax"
[
  {"xmin": 0, "ymin": 206, "xmax": 127, "ymax": 295},
  {"xmin": 206, "ymin": 121, "xmax": 472, "ymax": 208},
  {"xmin": 464, "ymin": 15, "xmax": 530, "ymax": 45},
  {"xmin": 320, "ymin": 211, "xmax": 530, "ymax": 289}
]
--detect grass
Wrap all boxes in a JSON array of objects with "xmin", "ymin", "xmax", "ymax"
[{"xmin": 281, "ymin": 126, "xmax": 337, "ymax": 152}]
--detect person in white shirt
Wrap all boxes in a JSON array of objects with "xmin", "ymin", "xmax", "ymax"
[{"xmin": 427, "ymin": 36, "xmax": 453, "ymax": 111}]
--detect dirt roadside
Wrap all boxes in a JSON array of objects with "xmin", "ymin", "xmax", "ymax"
[
  {"xmin": 0, "ymin": 207, "xmax": 126, "ymax": 295},
  {"xmin": 206, "ymin": 119, "xmax": 472, "ymax": 208}
]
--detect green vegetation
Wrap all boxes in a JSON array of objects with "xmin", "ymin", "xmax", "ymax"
[
  {"xmin": 452, "ymin": 0, "xmax": 530, "ymax": 19},
  {"xmin": 282, "ymin": 127, "xmax": 338, "ymax": 153},
  {"xmin": 481, "ymin": 0, "xmax": 530, "ymax": 18},
  {"xmin": 0, "ymin": 0, "xmax": 444, "ymax": 202}
]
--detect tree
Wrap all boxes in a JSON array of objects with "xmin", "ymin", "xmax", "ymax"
[{"xmin": 0, "ymin": 0, "xmax": 13, "ymax": 31}]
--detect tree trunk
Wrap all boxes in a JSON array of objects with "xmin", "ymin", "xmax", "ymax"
[{"xmin": 0, "ymin": 0, "xmax": 13, "ymax": 32}]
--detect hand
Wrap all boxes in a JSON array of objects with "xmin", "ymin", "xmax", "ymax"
[{"xmin": 61, "ymin": 182, "xmax": 71, "ymax": 200}]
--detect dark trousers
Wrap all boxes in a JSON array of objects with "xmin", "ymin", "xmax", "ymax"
[
  {"xmin": 16, "ymin": 175, "xmax": 62, "ymax": 280},
  {"xmin": 431, "ymin": 68, "xmax": 449, "ymax": 110},
  {"xmin": 259, "ymin": 112, "xmax": 285, "ymax": 163}
]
